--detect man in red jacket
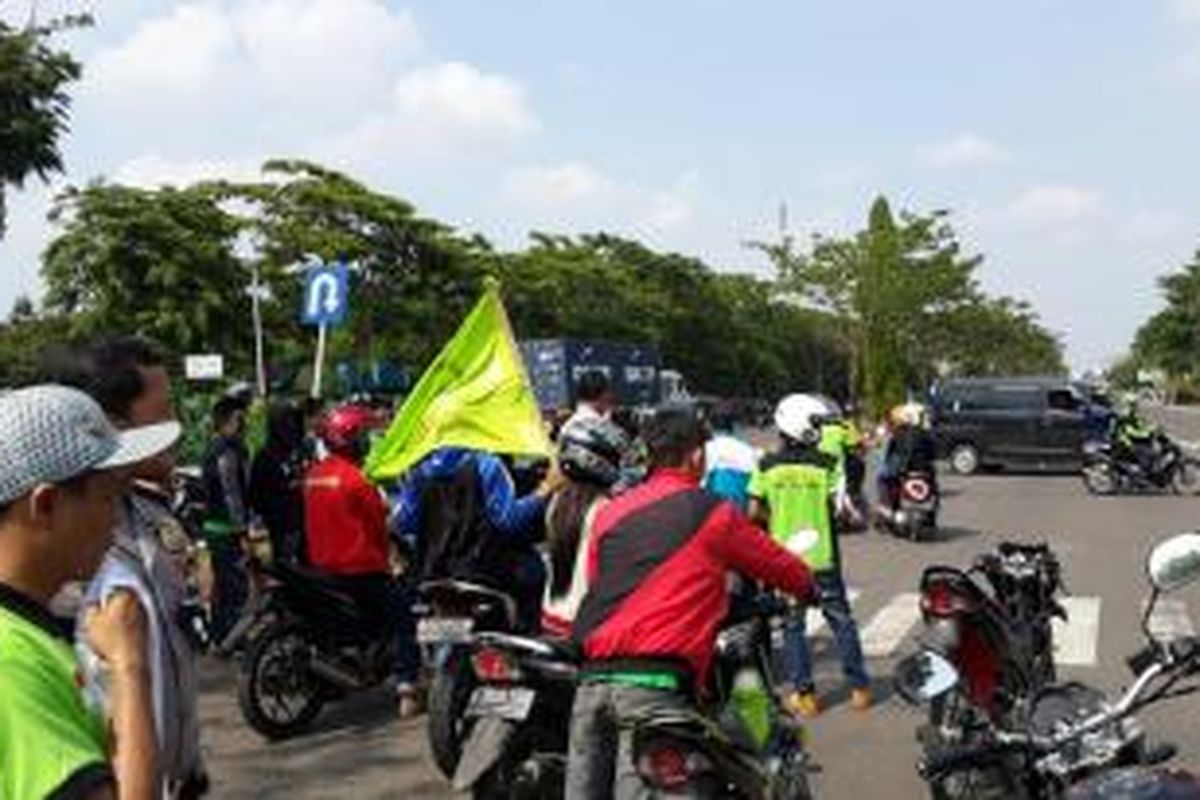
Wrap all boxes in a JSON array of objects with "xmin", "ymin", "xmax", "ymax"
[
  {"xmin": 304, "ymin": 404, "xmax": 420, "ymax": 717},
  {"xmin": 566, "ymin": 409, "xmax": 815, "ymax": 799}
]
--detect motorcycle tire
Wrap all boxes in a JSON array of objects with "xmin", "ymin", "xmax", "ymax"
[
  {"xmin": 1082, "ymin": 462, "xmax": 1118, "ymax": 496},
  {"xmin": 1172, "ymin": 459, "xmax": 1200, "ymax": 496},
  {"xmin": 237, "ymin": 621, "xmax": 326, "ymax": 740},
  {"xmin": 428, "ymin": 648, "xmax": 477, "ymax": 779}
]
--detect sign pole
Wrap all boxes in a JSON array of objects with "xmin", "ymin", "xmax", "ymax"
[
  {"xmin": 251, "ymin": 264, "xmax": 267, "ymax": 398},
  {"xmin": 312, "ymin": 322, "xmax": 328, "ymax": 399}
]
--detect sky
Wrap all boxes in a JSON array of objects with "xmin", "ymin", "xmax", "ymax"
[{"xmin": 3, "ymin": 0, "xmax": 1200, "ymax": 371}]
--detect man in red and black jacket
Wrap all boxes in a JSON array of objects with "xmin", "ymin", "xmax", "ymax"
[{"xmin": 565, "ymin": 409, "xmax": 815, "ymax": 799}]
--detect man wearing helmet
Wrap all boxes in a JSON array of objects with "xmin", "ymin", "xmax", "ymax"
[
  {"xmin": 749, "ymin": 393, "xmax": 871, "ymax": 718},
  {"xmin": 542, "ymin": 417, "xmax": 628, "ymax": 637},
  {"xmin": 304, "ymin": 404, "xmax": 421, "ymax": 717}
]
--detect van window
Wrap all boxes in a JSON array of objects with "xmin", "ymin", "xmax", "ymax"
[{"xmin": 1046, "ymin": 389, "xmax": 1080, "ymax": 412}]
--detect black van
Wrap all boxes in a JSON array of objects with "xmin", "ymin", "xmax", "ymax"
[{"xmin": 930, "ymin": 377, "xmax": 1107, "ymax": 475}]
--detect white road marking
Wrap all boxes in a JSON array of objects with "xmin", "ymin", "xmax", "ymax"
[
  {"xmin": 1052, "ymin": 597, "xmax": 1102, "ymax": 666},
  {"xmin": 860, "ymin": 593, "xmax": 923, "ymax": 658},
  {"xmin": 1148, "ymin": 599, "xmax": 1195, "ymax": 642}
]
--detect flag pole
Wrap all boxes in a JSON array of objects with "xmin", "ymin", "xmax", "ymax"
[{"xmin": 312, "ymin": 323, "xmax": 328, "ymax": 399}]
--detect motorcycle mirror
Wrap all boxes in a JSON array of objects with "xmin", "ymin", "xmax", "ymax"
[
  {"xmin": 894, "ymin": 651, "xmax": 959, "ymax": 707},
  {"xmin": 1147, "ymin": 532, "xmax": 1200, "ymax": 594}
]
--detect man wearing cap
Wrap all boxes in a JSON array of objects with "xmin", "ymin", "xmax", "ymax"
[
  {"xmin": 0, "ymin": 384, "xmax": 178, "ymax": 800},
  {"xmin": 48, "ymin": 337, "xmax": 209, "ymax": 797}
]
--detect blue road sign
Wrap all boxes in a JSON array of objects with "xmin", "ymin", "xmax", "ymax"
[{"xmin": 301, "ymin": 262, "xmax": 349, "ymax": 326}]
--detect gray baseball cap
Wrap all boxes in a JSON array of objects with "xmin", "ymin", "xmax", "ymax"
[{"xmin": 0, "ymin": 384, "xmax": 182, "ymax": 506}]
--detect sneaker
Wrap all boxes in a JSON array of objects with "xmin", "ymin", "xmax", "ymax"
[
  {"xmin": 396, "ymin": 683, "xmax": 422, "ymax": 720},
  {"xmin": 851, "ymin": 687, "xmax": 873, "ymax": 712},
  {"xmin": 784, "ymin": 691, "xmax": 821, "ymax": 718}
]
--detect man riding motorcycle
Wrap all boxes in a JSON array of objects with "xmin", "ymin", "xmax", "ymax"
[
  {"xmin": 878, "ymin": 403, "xmax": 938, "ymax": 513},
  {"xmin": 565, "ymin": 408, "xmax": 814, "ymax": 798},
  {"xmin": 304, "ymin": 404, "xmax": 421, "ymax": 717},
  {"xmin": 1111, "ymin": 398, "xmax": 1161, "ymax": 476}
]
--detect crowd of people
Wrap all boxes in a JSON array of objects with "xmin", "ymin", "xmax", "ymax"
[{"xmin": 0, "ymin": 331, "xmax": 944, "ymax": 799}]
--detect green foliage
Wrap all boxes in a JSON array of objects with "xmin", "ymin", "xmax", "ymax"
[
  {"xmin": 757, "ymin": 196, "xmax": 1064, "ymax": 416},
  {"xmin": 0, "ymin": 14, "xmax": 89, "ymax": 237},
  {"xmin": 42, "ymin": 182, "xmax": 250, "ymax": 366},
  {"xmin": 1131, "ymin": 254, "xmax": 1200, "ymax": 381}
]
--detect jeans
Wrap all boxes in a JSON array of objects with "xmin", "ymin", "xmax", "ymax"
[
  {"xmin": 782, "ymin": 570, "xmax": 869, "ymax": 693},
  {"xmin": 566, "ymin": 681, "xmax": 692, "ymax": 800},
  {"xmin": 336, "ymin": 573, "xmax": 421, "ymax": 684},
  {"xmin": 208, "ymin": 536, "xmax": 248, "ymax": 645}
]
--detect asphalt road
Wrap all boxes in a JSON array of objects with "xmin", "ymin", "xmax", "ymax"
[{"xmin": 199, "ymin": 411, "xmax": 1200, "ymax": 798}]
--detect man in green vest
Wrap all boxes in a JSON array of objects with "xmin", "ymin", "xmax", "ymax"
[
  {"xmin": 749, "ymin": 393, "xmax": 871, "ymax": 718},
  {"xmin": 0, "ymin": 384, "xmax": 178, "ymax": 799}
]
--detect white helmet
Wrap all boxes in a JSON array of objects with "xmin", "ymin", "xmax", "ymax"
[{"xmin": 774, "ymin": 394, "xmax": 828, "ymax": 444}]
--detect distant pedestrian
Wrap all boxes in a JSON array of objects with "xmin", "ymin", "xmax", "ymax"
[
  {"xmin": 201, "ymin": 397, "xmax": 252, "ymax": 645},
  {"xmin": 561, "ymin": 370, "xmax": 617, "ymax": 438},
  {"xmin": 250, "ymin": 400, "xmax": 309, "ymax": 566},
  {"xmin": 702, "ymin": 413, "xmax": 759, "ymax": 510}
]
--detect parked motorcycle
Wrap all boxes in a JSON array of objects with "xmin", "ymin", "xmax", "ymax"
[
  {"xmin": 1081, "ymin": 433, "xmax": 1200, "ymax": 496},
  {"xmin": 449, "ymin": 632, "xmax": 578, "ymax": 799},
  {"xmin": 896, "ymin": 531, "xmax": 1200, "ymax": 799},
  {"xmin": 629, "ymin": 593, "xmax": 816, "ymax": 799},
  {"xmin": 235, "ymin": 561, "xmax": 401, "ymax": 740},
  {"xmin": 875, "ymin": 471, "xmax": 939, "ymax": 541},
  {"xmin": 418, "ymin": 579, "xmax": 521, "ymax": 779}
]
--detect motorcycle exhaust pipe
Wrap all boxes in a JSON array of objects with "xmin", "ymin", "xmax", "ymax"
[{"xmin": 309, "ymin": 654, "xmax": 367, "ymax": 691}]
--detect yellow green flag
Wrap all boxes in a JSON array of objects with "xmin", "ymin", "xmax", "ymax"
[{"xmin": 365, "ymin": 284, "xmax": 552, "ymax": 482}]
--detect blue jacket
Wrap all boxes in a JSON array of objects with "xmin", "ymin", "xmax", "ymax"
[{"xmin": 391, "ymin": 447, "xmax": 546, "ymax": 548}]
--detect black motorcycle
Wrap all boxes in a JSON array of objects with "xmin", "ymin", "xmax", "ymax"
[
  {"xmin": 896, "ymin": 531, "xmax": 1200, "ymax": 800},
  {"xmin": 236, "ymin": 561, "xmax": 402, "ymax": 740},
  {"xmin": 629, "ymin": 594, "xmax": 816, "ymax": 799},
  {"xmin": 449, "ymin": 632, "xmax": 578, "ymax": 799},
  {"xmin": 1081, "ymin": 433, "xmax": 1200, "ymax": 496},
  {"xmin": 913, "ymin": 542, "xmax": 1065, "ymax": 799},
  {"xmin": 418, "ymin": 579, "xmax": 521, "ymax": 779}
]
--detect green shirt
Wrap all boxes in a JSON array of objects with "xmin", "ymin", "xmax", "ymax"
[
  {"xmin": 748, "ymin": 448, "xmax": 840, "ymax": 572},
  {"xmin": 0, "ymin": 585, "xmax": 111, "ymax": 800}
]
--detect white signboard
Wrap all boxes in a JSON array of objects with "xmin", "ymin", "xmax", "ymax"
[{"xmin": 185, "ymin": 354, "xmax": 225, "ymax": 381}]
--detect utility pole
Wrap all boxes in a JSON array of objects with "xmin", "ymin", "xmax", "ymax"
[{"xmin": 249, "ymin": 264, "xmax": 267, "ymax": 398}]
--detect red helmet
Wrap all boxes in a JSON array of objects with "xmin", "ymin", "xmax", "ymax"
[{"xmin": 318, "ymin": 404, "xmax": 380, "ymax": 455}]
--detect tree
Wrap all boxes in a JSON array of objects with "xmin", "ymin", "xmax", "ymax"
[
  {"xmin": 1131, "ymin": 254, "xmax": 1200, "ymax": 382},
  {"xmin": 0, "ymin": 14, "xmax": 89, "ymax": 237},
  {"xmin": 42, "ymin": 181, "xmax": 250, "ymax": 363}
]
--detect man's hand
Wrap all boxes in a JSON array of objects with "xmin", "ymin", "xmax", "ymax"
[
  {"xmin": 537, "ymin": 459, "xmax": 568, "ymax": 498},
  {"xmin": 83, "ymin": 590, "xmax": 148, "ymax": 673}
]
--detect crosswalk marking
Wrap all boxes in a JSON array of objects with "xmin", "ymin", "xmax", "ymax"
[
  {"xmin": 1148, "ymin": 599, "xmax": 1195, "ymax": 642},
  {"xmin": 1052, "ymin": 597, "xmax": 1102, "ymax": 666},
  {"xmin": 860, "ymin": 593, "xmax": 923, "ymax": 658}
]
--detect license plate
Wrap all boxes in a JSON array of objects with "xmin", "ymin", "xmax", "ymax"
[
  {"xmin": 465, "ymin": 686, "xmax": 536, "ymax": 721},
  {"xmin": 417, "ymin": 617, "xmax": 474, "ymax": 644}
]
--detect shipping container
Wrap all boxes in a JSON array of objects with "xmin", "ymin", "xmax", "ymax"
[{"xmin": 519, "ymin": 339, "xmax": 664, "ymax": 410}]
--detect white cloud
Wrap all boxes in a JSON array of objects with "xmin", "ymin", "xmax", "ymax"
[
  {"xmin": 392, "ymin": 62, "xmax": 535, "ymax": 138},
  {"xmin": 502, "ymin": 162, "xmax": 616, "ymax": 207},
  {"xmin": 111, "ymin": 154, "xmax": 263, "ymax": 188},
  {"xmin": 1009, "ymin": 185, "xmax": 1104, "ymax": 224},
  {"xmin": 1168, "ymin": 0, "xmax": 1200, "ymax": 26},
  {"xmin": 919, "ymin": 132, "xmax": 1007, "ymax": 168},
  {"xmin": 1117, "ymin": 208, "xmax": 1187, "ymax": 245},
  {"xmin": 498, "ymin": 162, "xmax": 699, "ymax": 239}
]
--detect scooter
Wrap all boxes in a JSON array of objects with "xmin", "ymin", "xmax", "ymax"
[
  {"xmin": 896, "ymin": 531, "xmax": 1200, "ymax": 800},
  {"xmin": 875, "ymin": 471, "xmax": 939, "ymax": 541}
]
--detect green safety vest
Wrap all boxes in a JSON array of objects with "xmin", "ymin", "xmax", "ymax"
[{"xmin": 748, "ymin": 449, "xmax": 839, "ymax": 572}]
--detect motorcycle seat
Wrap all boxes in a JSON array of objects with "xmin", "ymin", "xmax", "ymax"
[
  {"xmin": 419, "ymin": 579, "xmax": 518, "ymax": 628},
  {"xmin": 474, "ymin": 631, "xmax": 581, "ymax": 663}
]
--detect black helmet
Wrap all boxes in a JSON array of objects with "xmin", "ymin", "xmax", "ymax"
[{"xmin": 558, "ymin": 418, "xmax": 628, "ymax": 488}]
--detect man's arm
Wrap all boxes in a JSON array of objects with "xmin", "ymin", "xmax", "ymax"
[
  {"xmin": 707, "ymin": 504, "xmax": 813, "ymax": 599},
  {"xmin": 83, "ymin": 591, "xmax": 158, "ymax": 800},
  {"xmin": 476, "ymin": 455, "xmax": 548, "ymax": 539},
  {"xmin": 217, "ymin": 450, "xmax": 249, "ymax": 529}
]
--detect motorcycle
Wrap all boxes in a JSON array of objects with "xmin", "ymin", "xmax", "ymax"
[
  {"xmin": 629, "ymin": 593, "xmax": 816, "ymax": 799},
  {"xmin": 418, "ymin": 579, "xmax": 521, "ymax": 779},
  {"xmin": 449, "ymin": 632, "xmax": 578, "ymax": 799},
  {"xmin": 235, "ymin": 561, "xmax": 401, "ymax": 740},
  {"xmin": 875, "ymin": 471, "xmax": 939, "ymax": 541},
  {"xmin": 913, "ymin": 542, "xmax": 1065, "ymax": 798},
  {"xmin": 896, "ymin": 531, "xmax": 1200, "ymax": 799},
  {"xmin": 1081, "ymin": 432, "xmax": 1200, "ymax": 496}
]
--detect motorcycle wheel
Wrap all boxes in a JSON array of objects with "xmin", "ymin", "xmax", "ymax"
[
  {"xmin": 924, "ymin": 693, "xmax": 1007, "ymax": 800},
  {"xmin": 1082, "ymin": 462, "xmax": 1117, "ymax": 496},
  {"xmin": 428, "ymin": 648, "xmax": 477, "ymax": 778},
  {"xmin": 237, "ymin": 621, "xmax": 326, "ymax": 740},
  {"xmin": 1172, "ymin": 459, "xmax": 1200, "ymax": 496}
]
